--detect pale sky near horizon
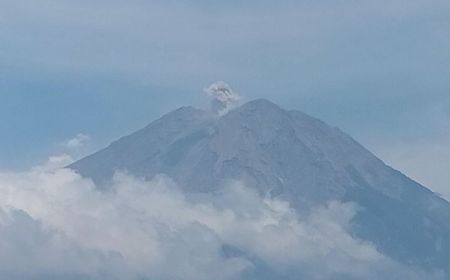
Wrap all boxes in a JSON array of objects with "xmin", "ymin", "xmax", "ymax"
[{"xmin": 1, "ymin": 0, "xmax": 449, "ymax": 197}]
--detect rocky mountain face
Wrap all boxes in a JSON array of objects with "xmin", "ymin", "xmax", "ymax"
[{"xmin": 70, "ymin": 99, "xmax": 450, "ymax": 276}]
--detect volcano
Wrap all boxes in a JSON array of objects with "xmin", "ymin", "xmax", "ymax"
[{"xmin": 70, "ymin": 98, "xmax": 450, "ymax": 276}]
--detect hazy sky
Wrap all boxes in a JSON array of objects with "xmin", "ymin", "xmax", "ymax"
[{"xmin": 1, "ymin": 0, "xmax": 449, "ymax": 196}]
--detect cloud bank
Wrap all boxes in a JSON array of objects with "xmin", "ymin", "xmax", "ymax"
[{"xmin": 0, "ymin": 156, "xmax": 443, "ymax": 280}]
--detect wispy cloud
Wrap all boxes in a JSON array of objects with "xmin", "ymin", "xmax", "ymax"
[{"xmin": 64, "ymin": 133, "xmax": 91, "ymax": 149}]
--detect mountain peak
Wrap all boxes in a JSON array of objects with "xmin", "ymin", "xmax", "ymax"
[
  {"xmin": 69, "ymin": 97, "xmax": 450, "ymax": 276},
  {"xmin": 165, "ymin": 105, "xmax": 205, "ymax": 118},
  {"xmin": 239, "ymin": 98, "xmax": 283, "ymax": 112}
]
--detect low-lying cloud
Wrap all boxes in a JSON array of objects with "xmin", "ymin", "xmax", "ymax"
[{"xmin": 0, "ymin": 156, "xmax": 442, "ymax": 280}]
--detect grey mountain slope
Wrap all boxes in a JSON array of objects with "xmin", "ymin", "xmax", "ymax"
[{"xmin": 69, "ymin": 98, "xmax": 450, "ymax": 276}]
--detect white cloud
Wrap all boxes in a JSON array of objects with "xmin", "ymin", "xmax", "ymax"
[
  {"xmin": 0, "ymin": 157, "xmax": 443, "ymax": 280},
  {"xmin": 65, "ymin": 133, "xmax": 91, "ymax": 149},
  {"xmin": 33, "ymin": 154, "xmax": 75, "ymax": 172}
]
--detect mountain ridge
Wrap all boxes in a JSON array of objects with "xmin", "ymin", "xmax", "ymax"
[{"xmin": 69, "ymin": 98, "xmax": 450, "ymax": 276}]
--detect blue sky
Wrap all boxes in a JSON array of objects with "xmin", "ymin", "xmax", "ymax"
[{"xmin": 1, "ymin": 0, "xmax": 449, "ymax": 195}]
